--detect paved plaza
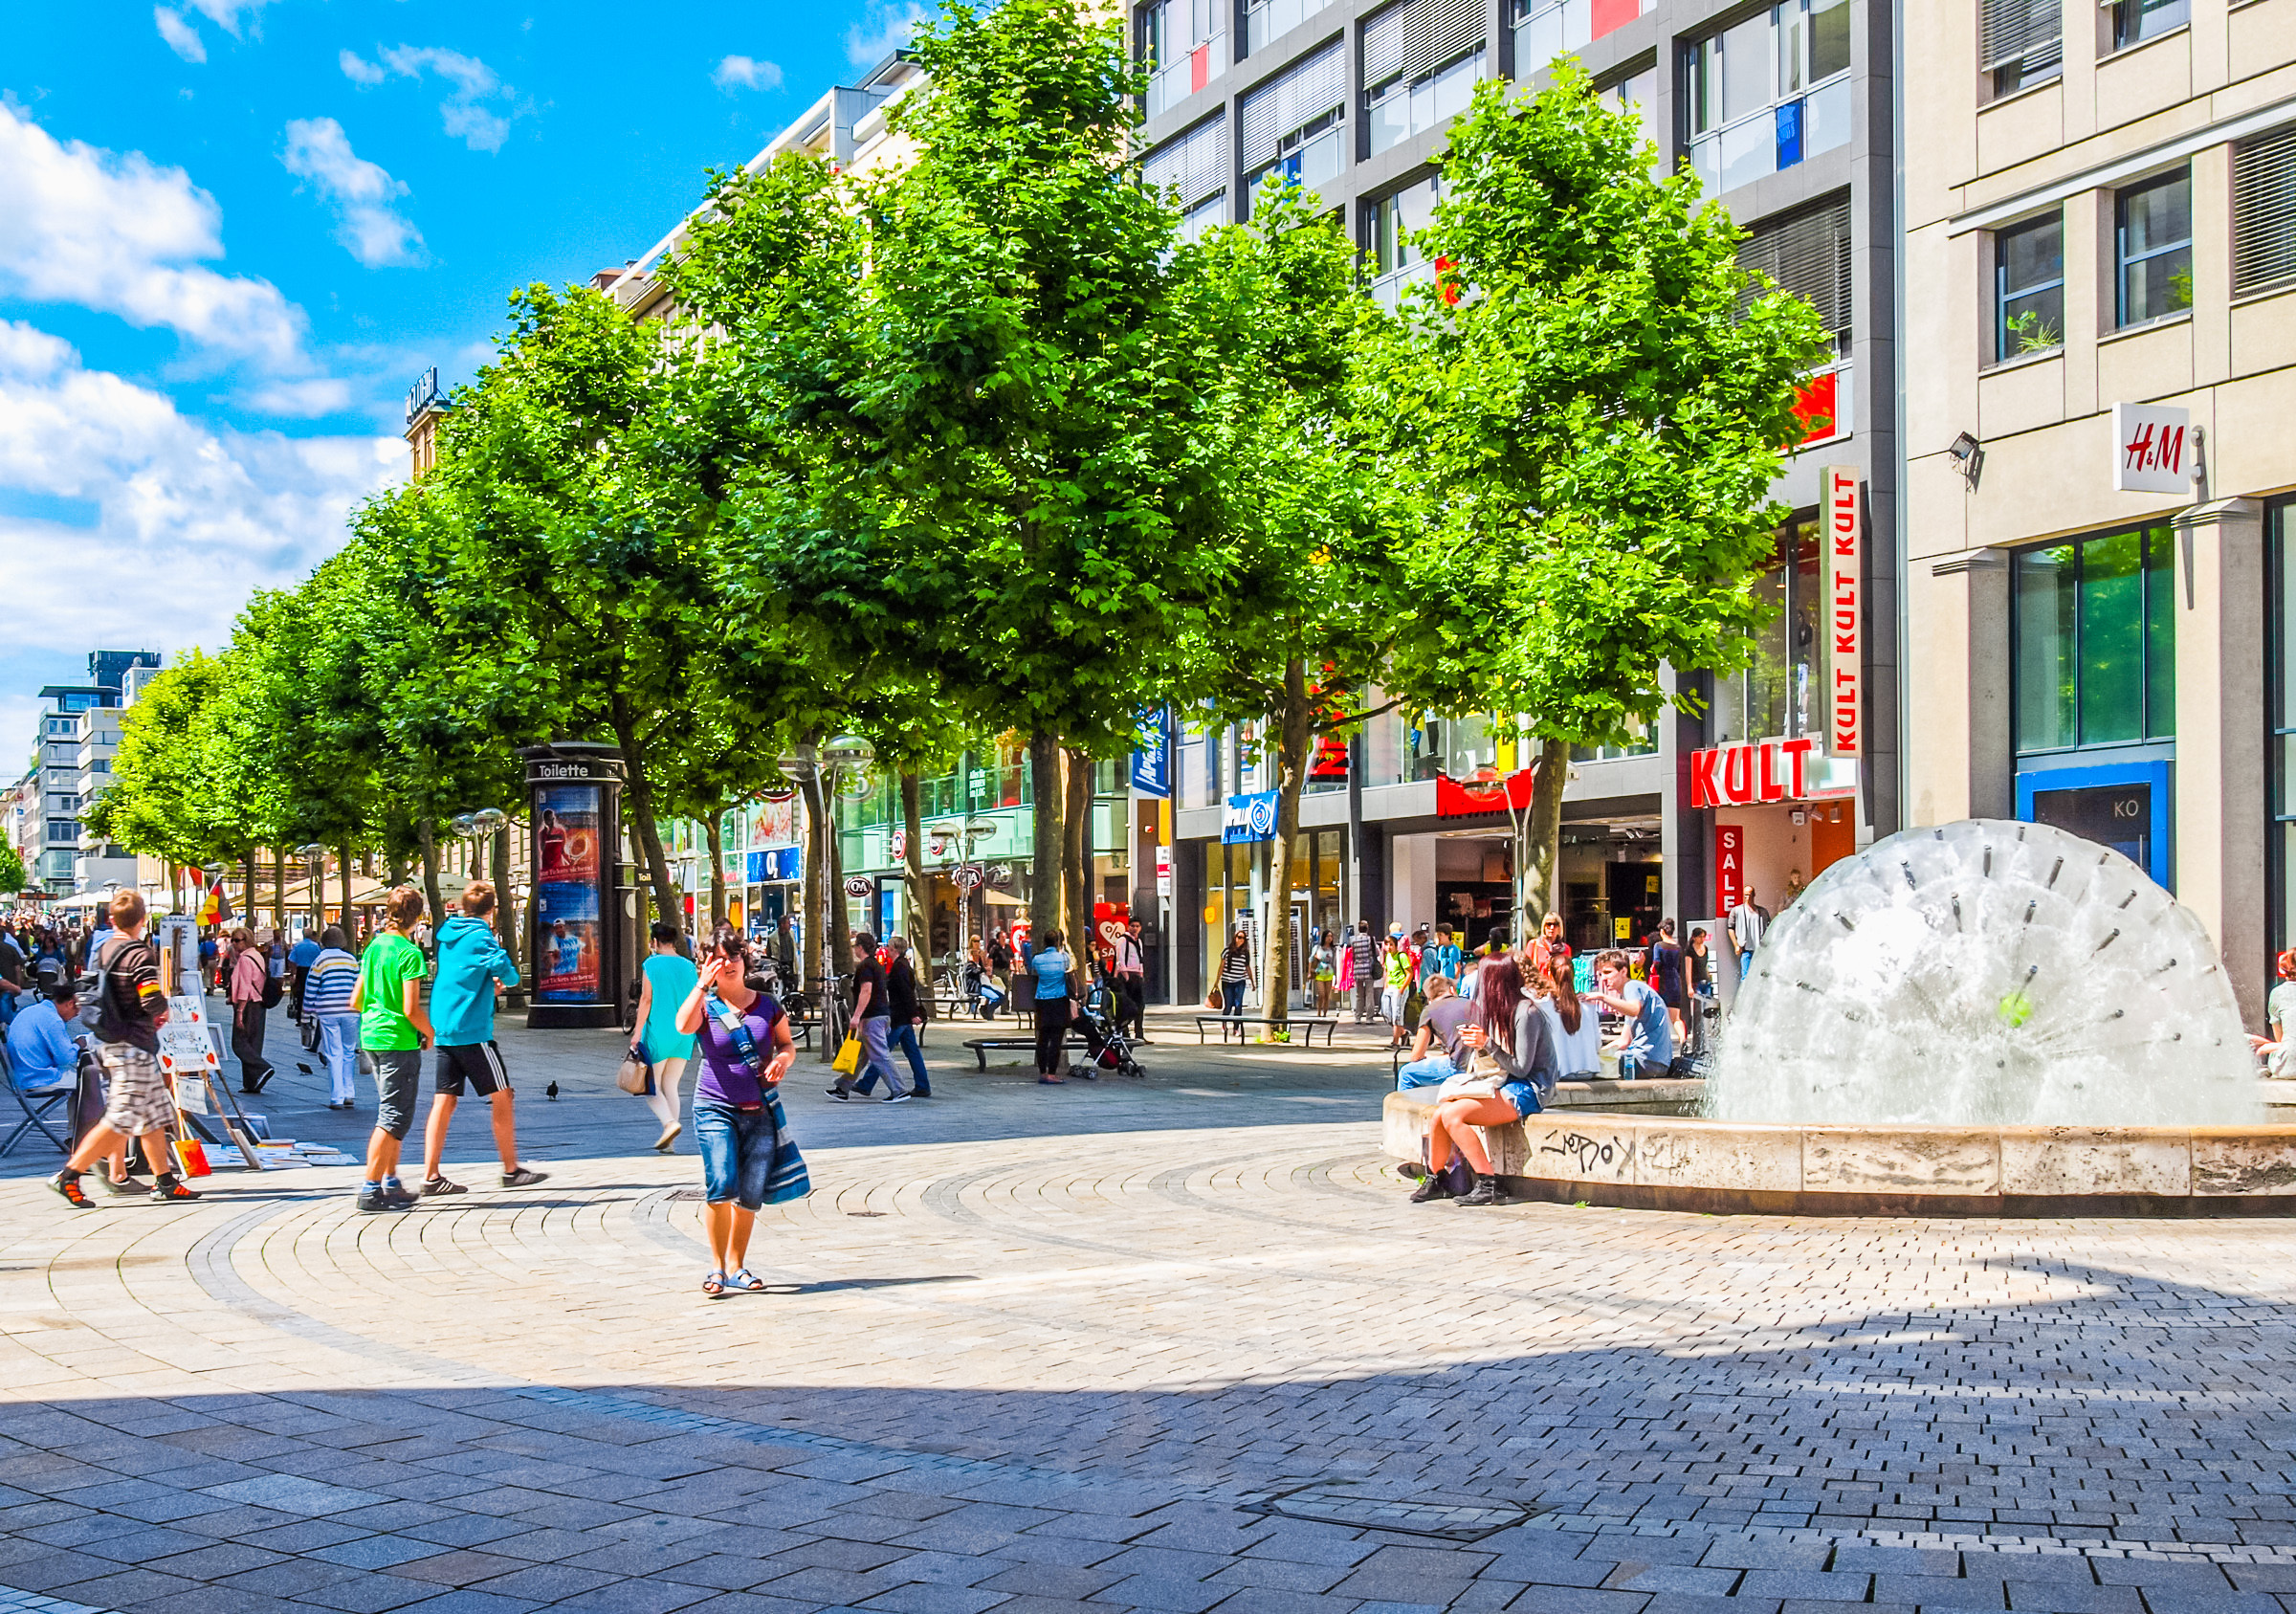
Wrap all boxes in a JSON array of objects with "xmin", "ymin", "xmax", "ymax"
[{"xmin": 6, "ymin": 1006, "xmax": 2296, "ymax": 1614}]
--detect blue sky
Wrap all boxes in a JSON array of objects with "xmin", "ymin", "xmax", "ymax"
[{"xmin": 0, "ymin": 0, "xmax": 925, "ymax": 761}]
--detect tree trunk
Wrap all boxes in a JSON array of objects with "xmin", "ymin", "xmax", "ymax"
[
  {"xmin": 490, "ymin": 826, "xmax": 518, "ymax": 966},
  {"xmin": 337, "ymin": 844, "xmax": 353, "ymax": 945},
  {"xmin": 1520, "ymin": 736, "xmax": 1573, "ymax": 937},
  {"xmin": 1062, "ymin": 745, "xmax": 1091, "ymax": 953},
  {"xmin": 609, "ymin": 700, "xmax": 679, "ymax": 930},
  {"xmin": 1027, "ymin": 730, "xmax": 1064, "ymax": 942},
  {"xmin": 242, "ymin": 848, "xmax": 256, "ymax": 931},
  {"xmin": 1260, "ymin": 659, "xmax": 1317, "ymax": 1031},
  {"xmin": 899, "ymin": 772, "xmax": 927, "ymax": 954},
  {"xmin": 798, "ymin": 765, "xmax": 828, "ymax": 996},
  {"xmin": 418, "ymin": 819, "xmax": 445, "ymax": 932},
  {"xmin": 705, "ymin": 807, "xmax": 727, "ymax": 933},
  {"xmin": 308, "ymin": 849, "xmax": 324, "ymax": 938}
]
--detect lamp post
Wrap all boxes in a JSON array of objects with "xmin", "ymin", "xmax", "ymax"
[
  {"xmin": 777, "ymin": 735, "xmax": 875, "ymax": 1052},
  {"xmin": 928, "ymin": 818, "xmax": 999, "ymax": 975},
  {"xmin": 295, "ymin": 844, "xmax": 328, "ymax": 936}
]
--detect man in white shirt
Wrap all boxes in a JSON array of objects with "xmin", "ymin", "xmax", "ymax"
[{"xmin": 1727, "ymin": 890, "xmax": 1770, "ymax": 984}]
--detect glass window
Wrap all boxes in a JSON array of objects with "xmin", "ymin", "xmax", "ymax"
[
  {"xmin": 2111, "ymin": 0, "xmax": 2188, "ymax": 49},
  {"xmin": 2235, "ymin": 124, "xmax": 2296, "ymax": 297},
  {"xmin": 1981, "ymin": 0, "xmax": 2060, "ymax": 96},
  {"xmin": 2012, "ymin": 525, "xmax": 2175, "ymax": 755},
  {"xmin": 1365, "ymin": 49, "xmax": 1486, "ymax": 158},
  {"xmin": 1995, "ymin": 210, "xmax": 2064, "ymax": 360},
  {"xmin": 2117, "ymin": 170, "xmax": 2194, "ymax": 327},
  {"xmin": 1684, "ymin": 0, "xmax": 1851, "ymax": 195}
]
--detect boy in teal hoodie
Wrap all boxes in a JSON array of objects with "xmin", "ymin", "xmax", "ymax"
[{"xmin": 419, "ymin": 881, "xmax": 548, "ymax": 1196}]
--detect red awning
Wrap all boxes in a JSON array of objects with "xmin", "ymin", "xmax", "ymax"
[{"xmin": 1435, "ymin": 768, "xmax": 1534, "ymax": 819}]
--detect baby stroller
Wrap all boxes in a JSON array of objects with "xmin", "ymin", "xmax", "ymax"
[{"xmin": 1071, "ymin": 979, "xmax": 1144, "ymax": 1080}]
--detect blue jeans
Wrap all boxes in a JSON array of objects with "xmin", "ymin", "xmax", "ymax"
[
  {"xmin": 1737, "ymin": 948, "xmax": 1754, "ymax": 981},
  {"xmin": 886, "ymin": 1022, "xmax": 931, "ymax": 1095},
  {"xmin": 694, "ymin": 1100, "xmax": 776, "ymax": 1210},
  {"xmin": 1397, "ymin": 1055, "xmax": 1455, "ymax": 1091},
  {"xmin": 1221, "ymin": 981, "xmax": 1247, "ymax": 1016}
]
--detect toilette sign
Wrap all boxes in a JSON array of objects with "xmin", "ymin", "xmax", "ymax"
[
  {"xmin": 2112, "ymin": 401, "xmax": 2194, "ymax": 494},
  {"xmin": 1823, "ymin": 466, "xmax": 1862, "ymax": 756}
]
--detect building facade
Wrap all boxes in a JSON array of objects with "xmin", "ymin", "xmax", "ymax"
[
  {"xmin": 1136, "ymin": 0, "xmax": 1901, "ymax": 1003},
  {"xmin": 1901, "ymin": 0, "xmax": 2296, "ymax": 1024},
  {"xmin": 18, "ymin": 651, "xmax": 160, "ymax": 898}
]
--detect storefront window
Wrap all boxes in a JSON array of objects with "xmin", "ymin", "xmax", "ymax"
[{"xmin": 2013, "ymin": 524, "xmax": 2175, "ymax": 755}]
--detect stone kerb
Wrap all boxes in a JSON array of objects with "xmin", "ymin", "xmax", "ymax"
[{"xmin": 1382, "ymin": 1089, "xmax": 2296, "ymax": 1215}]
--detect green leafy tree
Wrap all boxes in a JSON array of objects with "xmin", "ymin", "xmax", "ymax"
[
  {"xmin": 1174, "ymin": 187, "xmax": 1413, "ymax": 1021},
  {"xmin": 1379, "ymin": 66, "xmax": 1829, "ymax": 925},
  {"xmin": 0, "ymin": 840, "xmax": 27, "ymax": 896},
  {"xmin": 84, "ymin": 652, "xmax": 267, "ymax": 874}
]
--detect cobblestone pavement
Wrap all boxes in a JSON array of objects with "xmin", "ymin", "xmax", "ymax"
[{"xmin": 6, "ymin": 1007, "xmax": 2296, "ymax": 1614}]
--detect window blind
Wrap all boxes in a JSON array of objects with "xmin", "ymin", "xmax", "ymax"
[
  {"xmin": 1237, "ymin": 40, "xmax": 1344, "ymax": 171},
  {"xmin": 1738, "ymin": 195, "xmax": 1853, "ymax": 343},
  {"xmin": 1360, "ymin": 0, "xmax": 1485, "ymax": 90},
  {"xmin": 1144, "ymin": 113, "xmax": 1230, "ymax": 209},
  {"xmin": 1980, "ymin": 0, "xmax": 2062, "ymax": 77},
  {"xmin": 2236, "ymin": 123, "xmax": 2296, "ymax": 296}
]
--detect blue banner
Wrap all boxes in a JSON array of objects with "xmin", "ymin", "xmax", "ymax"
[
  {"xmin": 763, "ymin": 847, "xmax": 802, "ymax": 882},
  {"xmin": 1223, "ymin": 790, "xmax": 1277, "ymax": 844},
  {"xmin": 1130, "ymin": 706, "xmax": 1172, "ymax": 798}
]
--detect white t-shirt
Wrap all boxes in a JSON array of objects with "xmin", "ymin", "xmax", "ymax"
[{"xmin": 1542, "ymin": 996, "xmax": 1603, "ymax": 1077}]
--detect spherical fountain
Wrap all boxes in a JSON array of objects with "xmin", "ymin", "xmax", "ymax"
[{"xmin": 1383, "ymin": 820, "xmax": 2296, "ymax": 1214}]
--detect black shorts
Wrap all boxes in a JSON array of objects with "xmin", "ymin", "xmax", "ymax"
[{"xmin": 434, "ymin": 1041, "xmax": 510, "ymax": 1097}]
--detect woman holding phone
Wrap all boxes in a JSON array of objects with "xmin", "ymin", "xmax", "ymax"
[{"xmin": 675, "ymin": 924, "xmax": 808, "ymax": 1296}]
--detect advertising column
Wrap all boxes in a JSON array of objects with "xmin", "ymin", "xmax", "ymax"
[{"xmin": 522, "ymin": 742, "xmax": 626, "ymax": 1029}]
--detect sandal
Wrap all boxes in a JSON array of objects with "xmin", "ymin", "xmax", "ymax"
[
  {"xmin": 1037, "ymin": 1075, "xmax": 1065, "ymax": 1084},
  {"xmin": 702, "ymin": 1271, "xmax": 727, "ymax": 1297},
  {"xmin": 728, "ymin": 1268, "xmax": 766, "ymax": 1292}
]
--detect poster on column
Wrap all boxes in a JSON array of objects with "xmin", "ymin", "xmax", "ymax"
[
  {"xmin": 534, "ymin": 784, "xmax": 604, "ymax": 1002},
  {"xmin": 1821, "ymin": 465, "xmax": 1862, "ymax": 756}
]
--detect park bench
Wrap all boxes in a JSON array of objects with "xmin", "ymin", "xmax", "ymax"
[
  {"xmin": 1195, "ymin": 1015, "xmax": 1340, "ymax": 1047},
  {"xmin": 961, "ymin": 1031, "xmax": 1095, "ymax": 1071}
]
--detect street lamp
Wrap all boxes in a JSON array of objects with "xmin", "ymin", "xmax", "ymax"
[
  {"xmin": 295, "ymin": 845, "xmax": 328, "ymax": 932},
  {"xmin": 927, "ymin": 818, "xmax": 1000, "ymax": 970}
]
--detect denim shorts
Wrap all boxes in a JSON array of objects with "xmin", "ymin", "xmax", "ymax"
[
  {"xmin": 694, "ymin": 1100, "xmax": 776, "ymax": 1211},
  {"xmin": 361, "ymin": 1049, "xmax": 423, "ymax": 1139}
]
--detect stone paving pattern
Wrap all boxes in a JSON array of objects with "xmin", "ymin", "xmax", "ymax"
[{"xmin": 4, "ymin": 1005, "xmax": 2296, "ymax": 1614}]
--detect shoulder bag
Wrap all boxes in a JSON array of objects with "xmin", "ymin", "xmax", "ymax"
[
  {"xmin": 703, "ymin": 990, "xmax": 811, "ymax": 1203},
  {"xmin": 615, "ymin": 1038, "xmax": 654, "ymax": 1095}
]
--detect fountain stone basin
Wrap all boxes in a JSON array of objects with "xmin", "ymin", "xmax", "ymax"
[{"xmin": 1381, "ymin": 1089, "xmax": 2296, "ymax": 1214}]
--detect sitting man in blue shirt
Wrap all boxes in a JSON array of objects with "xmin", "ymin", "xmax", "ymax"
[
  {"xmin": 8, "ymin": 982, "xmax": 82, "ymax": 1093},
  {"xmin": 1586, "ymin": 949, "xmax": 1676, "ymax": 1080},
  {"xmin": 10, "ymin": 981, "xmax": 146, "ymax": 1192}
]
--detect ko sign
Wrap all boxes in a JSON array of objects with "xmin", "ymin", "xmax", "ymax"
[
  {"xmin": 2112, "ymin": 402, "xmax": 2195, "ymax": 494},
  {"xmin": 1689, "ymin": 737, "xmax": 1821, "ymax": 807}
]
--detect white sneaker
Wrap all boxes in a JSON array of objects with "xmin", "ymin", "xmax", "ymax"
[{"xmin": 883, "ymin": 1092, "xmax": 913, "ymax": 1104}]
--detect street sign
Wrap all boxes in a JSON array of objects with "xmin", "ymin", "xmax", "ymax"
[
  {"xmin": 2112, "ymin": 402, "xmax": 2195, "ymax": 494},
  {"xmin": 954, "ymin": 865, "xmax": 985, "ymax": 891}
]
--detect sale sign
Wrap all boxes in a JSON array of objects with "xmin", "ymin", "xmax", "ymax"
[
  {"xmin": 1714, "ymin": 823, "xmax": 1746, "ymax": 916},
  {"xmin": 1822, "ymin": 465, "xmax": 1862, "ymax": 756}
]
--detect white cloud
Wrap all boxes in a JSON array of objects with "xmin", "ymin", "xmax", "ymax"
[
  {"xmin": 364, "ymin": 45, "xmax": 519, "ymax": 152},
  {"xmin": 712, "ymin": 55, "xmax": 784, "ymax": 92},
  {"xmin": 846, "ymin": 1, "xmax": 929, "ymax": 66},
  {"xmin": 281, "ymin": 118, "xmax": 425, "ymax": 270},
  {"xmin": 0, "ymin": 102, "xmax": 325, "ymax": 387},
  {"xmin": 154, "ymin": 8, "xmax": 207, "ymax": 62},
  {"xmin": 0, "ymin": 321, "xmax": 401, "ymax": 686},
  {"xmin": 184, "ymin": 0, "xmax": 277, "ymax": 35}
]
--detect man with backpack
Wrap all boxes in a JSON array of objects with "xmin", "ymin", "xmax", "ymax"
[{"xmin": 47, "ymin": 889, "xmax": 200, "ymax": 1206}]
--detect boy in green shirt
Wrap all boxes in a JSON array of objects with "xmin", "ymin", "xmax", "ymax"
[{"xmin": 351, "ymin": 887, "xmax": 433, "ymax": 1214}]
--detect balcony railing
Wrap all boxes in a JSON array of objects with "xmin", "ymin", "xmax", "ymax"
[{"xmin": 1145, "ymin": 33, "xmax": 1226, "ymax": 119}]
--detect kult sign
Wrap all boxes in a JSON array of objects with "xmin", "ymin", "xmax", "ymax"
[{"xmin": 1689, "ymin": 737, "xmax": 1820, "ymax": 808}]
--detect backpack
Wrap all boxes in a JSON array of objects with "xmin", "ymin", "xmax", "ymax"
[
  {"xmin": 77, "ymin": 939, "xmax": 118, "ymax": 1041},
  {"xmin": 261, "ymin": 969, "xmax": 283, "ymax": 1010}
]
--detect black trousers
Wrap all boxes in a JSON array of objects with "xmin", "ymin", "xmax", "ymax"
[
  {"xmin": 1033, "ymin": 998, "xmax": 1071, "ymax": 1074},
  {"xmin": 1115, "ymin": 974, "xmax": 1144, "ymax": 1038},
  {"xmin": 232, "ymin": 1001, "xmax": 272, "ymax": 1091}
]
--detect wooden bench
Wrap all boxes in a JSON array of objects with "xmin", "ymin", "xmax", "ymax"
[
  {"xmin": 961, "ymin": 1033, "xmax": 1094, "ymax": 1072},
  {"xmin": 1195, "ymin": 1015, "xmax": 1340, "ymax": 1047}
]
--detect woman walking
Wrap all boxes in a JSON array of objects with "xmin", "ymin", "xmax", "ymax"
[
  {"xmin": 633, "ymin": 921, "xmax": 699, "ymax": 1151},
  {"xmin": 674, "ymin": 924, "xmax": 808, "ymax": 1296},
  {"xmin": 1029, "ymin": 927, "xmax": 1078, "ymax": 1084},
  {"xmin": 227, "ymin": 925, "xmax": 274, "ymax": 1094},
  {"xmin": 1217, "ymin": 929, "xmax": 1252, "ymax": 1019},
  {"xmin": 1380, "ymin": 929, "xmax": 1413, "ymax": 1049}
]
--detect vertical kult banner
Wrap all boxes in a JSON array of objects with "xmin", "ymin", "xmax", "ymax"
[
  {"xmin": 534, "ymin": 785, "xmax": 604, "ymax": 1002},
  {"xmin": 1822, "ymin": 465, "xmax": 1862, "ymax": 755}
]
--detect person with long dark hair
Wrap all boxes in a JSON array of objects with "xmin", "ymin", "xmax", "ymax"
[
  {"xmin": 1535, "ymin": 949, "xmax": 1601, "ymax": 1083},
  {"xmin": 1413, "ymin": 955, "xmax": 1556, "ymax": 1207}
]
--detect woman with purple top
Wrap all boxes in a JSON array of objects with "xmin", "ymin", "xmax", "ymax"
[{"xmin": 674, "ymin": 924, "xmax": 809, "ymax": 1297}]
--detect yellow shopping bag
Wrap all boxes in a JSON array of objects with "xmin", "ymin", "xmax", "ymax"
[{"xmin": 830, "ymin": 1034, "xmax": 862, "ymax": 1076}]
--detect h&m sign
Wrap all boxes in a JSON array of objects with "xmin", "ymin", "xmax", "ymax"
[
  {"xmin": 2112, "ymin": 402, "xmax": 2197, "ymax": 494},
  {"xmin": 1822, "ymin": 465, "xmax": 1862, "ymax": 756}
]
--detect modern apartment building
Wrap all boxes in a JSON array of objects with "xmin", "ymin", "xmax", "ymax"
[
  {"xmin": 20, "ymin": 650, "xmax": 159, "ymax": 898},
  {"xmin": 1900, "ymin": 0, "xmax": 2296, "ymax": 1023},
  {"xmin": 1136, "ymin": 0, "xmax": 1900, "ymax": 1001}
]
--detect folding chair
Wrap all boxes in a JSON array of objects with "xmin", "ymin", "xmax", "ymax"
[{"xmin": 1, "ymin": 1044, "xmax": 73, "ymax": 1158}]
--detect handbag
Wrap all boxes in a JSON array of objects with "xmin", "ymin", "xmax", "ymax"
[
  {"xmin": 1437, "ymin": 1049, "xmax": 1508, "ymax": 1102},
  {"xmin": 170, "ymin": 1109, "xmax": 210, "ymax": 1178},
  {"xmin": 1204, "ymin": 988, "xmax": 1221, "ymax": 1009},
  {"xmin": 830, "ymin": 1033, "xmax": 862, "ymax": 1075},
  {"xmin": 705, "ymin": 991, "xmax": 810, "ymax": 1203},
  {"xmin": 615, "ymin": 1040, "xmax": 654, "ymax": 1096}
]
